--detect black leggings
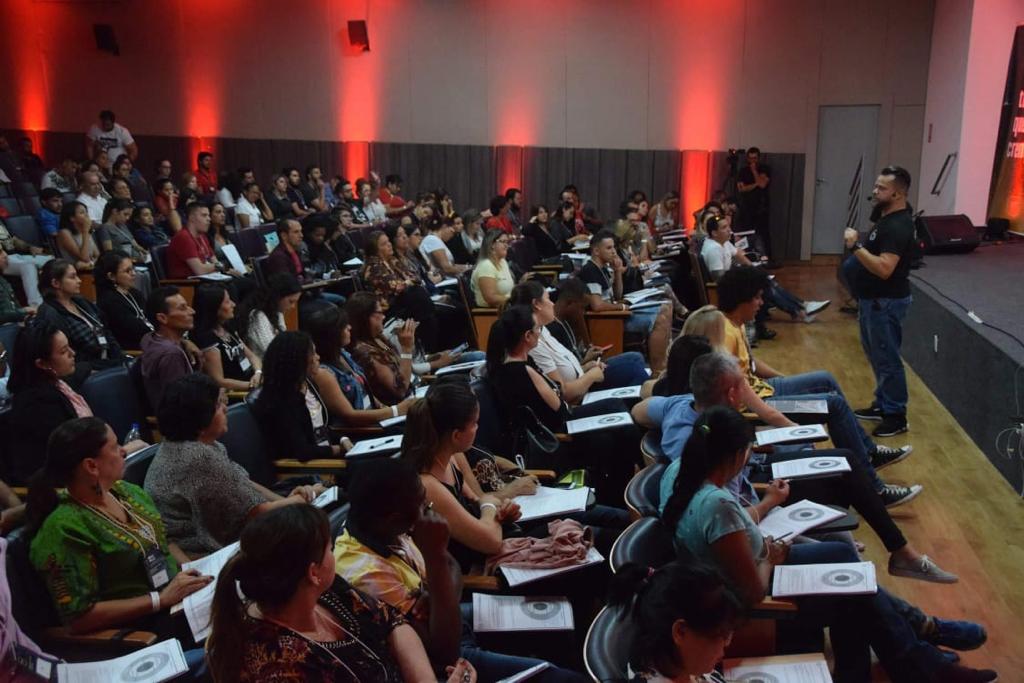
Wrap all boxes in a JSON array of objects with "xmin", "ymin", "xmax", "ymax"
[
  {"xmin": 389, "ymin": 285, "xmax": 440, "ymax": 352},
  {"xmin": 767, "ymin": 447, "xmax": 907, "ymax": 552}
]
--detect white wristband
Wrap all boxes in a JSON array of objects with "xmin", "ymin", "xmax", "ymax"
[
  {"xmin": 391, "ymin": 404, "xmax": 399, "ymax": 417},
  {"xmin": 479, "ymin": 503, "xmax": 498, "ymax": 516},
  {"xmin": 150, "ymin": 591, "xmax": 161, "ymax": 613},
  {"xmin": 400, "ymin": 353, "xmax": 414, "ymax": 360}
]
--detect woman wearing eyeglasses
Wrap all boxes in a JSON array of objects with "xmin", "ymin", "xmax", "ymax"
[{"xmin": 471, "ymin": 229, "xmax": 519, "ymax": 307}]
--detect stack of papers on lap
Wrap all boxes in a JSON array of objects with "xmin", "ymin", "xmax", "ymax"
[
  {"xmin": 629, "ymin": 300, "xmax": 670, "ymax": 310},
  {"xmin": 771, "ymin": 456, "xmax": 851, "ymax": 480},
  {"xmin": 513, "ymin": 486, "xmax": 591, "ymax": 522},
  {"xmin": 754, "ymin": 424, "xmax": 829, "ymax": 447},
  {"xmin": 221, "ymin": 244, "xmax": 247, "ymax": 273},
  {"xmin": 500, "ymin": 547, "xmax": 604, "ymax": 587},
  {"xmin": 56, "ymin": 638, "xmax": 189, "ymax": 682},
  {"xmin": 581, "ymin": 385, "xmax": 643, "ymax": 405},
  {"xmin": 623, "ymin": 287, "xmax": 662, "ymax": 303},
  {"xmin": 312, "ymin": 486, "xmax": 340, "ymax": 509},
  {"xmin": 496, "ymin": 663, "xmax": 552, "ymax": 682},
  {"xmin": 472, "ymin": 594, "xmax": 574, "ymax": 632},
  {"xmin": 435, "ymin": 359, "xmax": 485, "ymax": 375},
  {"xmin": 722, "ymin": 653, "xmax": 833, "ymax": 682},
  {"xmin": 565, "ymin": 412, "xmax": 634, "ymax": 435},
  {"xmin": 180, "ymin": 542, "xmax": 241, "ymax": 642},
  {"xmin": 772, "ymin": 562, "xmax": 877, "ymax": 597},
  {"xmin": 766, "ymin": 399, "xmax": 829, "ymax": 415},
  {"xmin": 436, "ymin": 277, "xmax": 459, "ymax": 288},
  {"xmin": 758, "ymin": 500, "xmax": 845, "ymax": 539},
  {"xmin": 346, "ymin": 434, "xmax": 403, "ymax": 457}
]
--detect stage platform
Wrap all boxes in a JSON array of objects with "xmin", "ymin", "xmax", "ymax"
[{"xmin": 902, "ymin": 239, "xmax": 1024, "ymax": 492}]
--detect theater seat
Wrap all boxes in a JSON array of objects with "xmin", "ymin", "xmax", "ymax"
[
  {"xmin": 639, "ymin": 429, "xmax": 667, "ymax": 466},
  {"xmin": 122, "ymin": 444, "xmax": 160, "ymax": 486},
  {"xmin": 583, "ymin": 604, "xmax": 634, "ymax": 683},
  {"xmin": 80, "ymin": 366, "xmax": 152, "ymax": 443},
  {"xmin": 623, "ymin": 462, "xmax": 666, "ymax": 518},
  {"xmin": 221, "ymin": 403, "xmax": 277, "ymax": 487},
  {"xmin": 609, "ymin": 516, "xmax": 676, "ymax": 574},
  {"xmin": 5, "ymin": 214, "xmax": 44, "ymax": 246}
]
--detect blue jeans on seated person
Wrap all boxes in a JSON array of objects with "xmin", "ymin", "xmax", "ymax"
[
  {"xmin": 765, "ymin": 371, "xmax": 882, "ymax": 493},
  {"xmin": 783, "ymin": 542, "xmax": 951, "ymax": 683},
  {"xmin": 857, "ymin": 296, "xmax": 911, "ymax": 415},
  {"xmin": 624, "ymin": 305, "xmax": 660, "ymax": 334},
  {"xmin": 459, "ymin": 604, "xmax": 587, "ymax": 682},
  {"xmin": 765, "ymin": 281, "xmax": 804, "ymax": 317},
  {"xmin": 320, "ymin": 291, "xmax": 346, "ymax": 306},
  {"xmin": 592, "ymin": 351, "xmax": 649, "ymax": 389}
]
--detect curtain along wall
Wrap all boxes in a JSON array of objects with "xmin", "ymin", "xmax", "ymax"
[{"xmin": 8, "ymin": 129, "xmax": 805, "ymax": 261}]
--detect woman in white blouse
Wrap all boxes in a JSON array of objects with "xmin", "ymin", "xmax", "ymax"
[{"xmin": 235, "ymin": 273, "xmax": 302, "ymax": 358}]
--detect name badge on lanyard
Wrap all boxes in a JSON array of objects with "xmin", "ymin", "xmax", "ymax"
[
  {"xmin": 13, "ymin": 644, "xmax": 60, "ymax": 682},
  {"xmin": 144, "ymin": 547, "xmax": 170, "ymax": 589}
]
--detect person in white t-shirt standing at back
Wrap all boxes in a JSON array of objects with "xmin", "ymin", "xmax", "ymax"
[
  {"xmin": 700, "ymin": 215, "xmax": 828, "ymax": 324},
  {"xmin": 85, "ymin": 110, "xmax": 138, "ymax": 164}
]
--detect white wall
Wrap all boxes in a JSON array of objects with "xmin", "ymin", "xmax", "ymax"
[{"xmin": 0, "ymin": 0, "xmax": 935, "ymax": 256}]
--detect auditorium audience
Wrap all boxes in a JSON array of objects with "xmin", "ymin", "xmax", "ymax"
[
  {"xmin": 608, "ymin": 561, "xmax": 743, "ymax": 681},
  {"xmin": 27, "ymin": 417, "xmax": 211, "ymax": 638},
  {"xmin": 0, "ymin": 248, "xmax": 35, "ymax": 323},
  {"xmin": 305, "ymin": 305, "xmax": 414, "ymax": 425},
  {"xmin": 208, "ymin": 202, "xmax": 234, "ymax": 262},
  {"xmin": 236, "ymin": 272, "xmax": 301, "ymax": 358},
  {"xmin": 301, "ymin": 165, "xmax": 329, "ymax": 213},
  {"xmin": 284, "ymin": 167, "xmax": 315, "ymax": 221},
  {"xmin": 362, "ymin": 229, "xmax": 440, "ymax": 352},
  {"xmin": 299, "ymin": 217, "xmax": 342, "ymax": 279},
  {"xmin": 206, "ymin": 504, "xmax": 475, "ymax": 682},
  {"xmin": 55, "ymin": 201, "xmax": 100, "ymax": 268},
  {"xmin": 191, "ymin": 284, "xmax": 261, "ymax": 391},
  {"xmin": 139, "ymin": 286, "xmax": 198, "ymax": 411},
  {"xmin": 235, "ymin": 181, "xmax": 274, "ymax": 229},
  {"xmin": 131, "ymin": 205, "xmax": 170, "ymax": 249},
  {"xmin": 648, "ymin": 191, "xmax": 680, "ymax": 234},
  {"xmin": 660, "ymin": 406, "xmax": 995, "ymax": 682},
  {"xmin": 354, "ymin": 177, "xmax": 388, "ymax": 226},
  {"xmin": 152, "ymin": 179, "xmax": 183, "ymax": 234},
  {"xmin": 334, "ymin": 458, "xmax": 585, "ymax": 681},
  {"xmin": 36, "ymin": 188, "xmax": 63, "ymax": 237},
  {"xmin": 41, "ymin": 157, "xmax": 79, "ymax": 193},
  {"xmin": 420, "ymin": 215, "xmax": 471, "ymax": 276},
  {"xmin": 250, "ymin": 331, "xmax": 346, "ymax": 461},
  {"xmin": 509, "ymin": 280, "xmax": 649, "ymax": 397},
  {"xmin": 346, "ymin": 291, "xmax": 416, "ymax": 405},
  {"xmin": 94, "ymin": 251, "xmax": 152, "ymax": 350},
  {"xmin": 471, "ymin": 229, "xmax": 518, "ymax": 307},
  {"xmin": 36, "ymin": 259, "xmax": 128, "ymax": 373},
  {"xmin": 266, "ymin": 174, "xmax": 294, "ymax": 220},
  {"xmin": 98, "ymin": 198, "xmax": 147, "ymax": 263},
  {"xmin": 0, "ymin": 218, "xmax": 50, "ymax": 307},
  {"xmin": 144, "ymin": 374, "xmax": 321, "ymax": 557},
  {"xmin": 85, "ymin": 110, "xmax": 138, "ymax": 163},
  {"xmin": 580, "ymin": 229, "xmax": 671, "ymax": 373},
  {"xmin": 195, "ymin": 152, "xmax": 216, "ymax": 196},
  {"xmin": 75, "ymin": 171, "xmax": 107, "ymax": 226}
]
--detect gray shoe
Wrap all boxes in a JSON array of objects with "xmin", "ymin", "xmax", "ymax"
[{"xmin": 889, "ymin": 554, "xmax": 959, "ymax": 584}]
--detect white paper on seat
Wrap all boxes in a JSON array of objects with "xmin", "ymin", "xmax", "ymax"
[
  {"xmin": 499, "ymin": 547, "xmax": 604, "ymax": 587},
  {"xmin": 580, "ymin": 385, "xmax": 642, "ymax": 405},
  {"xmin": 343, "ymin": 257, "xmax": 363, "ymax": 267},
  {"xmin": 765, "ymin": 399, "xmax": 828, "ymax": 415},
  {"xmin": 436, "ymin": 277, "xmax": 459, "ymax": 288},
  {"xmin": 770, "ymin": 456, "xmax": 852, "ymax": 480},
  {"xmin": 180, "ymin": 541, "xmax": 241, "ymax": 642},
  {"xmin": 722, "ymin": 653, "xmax": 833, "ymax": 682},
  {"xmin": 771, "ymin": 562, "xmax": 877, "ymax": 597},
  {"xmin": 221, "ymin": 244, "xmax": 246, "ymax": 274},
  {"xmin": 346, "ymin": 434, "xmax": 404, "ymax": 457},
  {"xmin": 312, "ymin": 486, "xmax": 339, "ymax": 508},
  {"xmin": 189, "ymin": 272, "xmax": 233, "ymax": 282},
  {"xmin": 472, "ymin": 594, "xmax": 574, "ymax": 632},
  {"xmin": 754, "ymin": 424, "xmax": 828, "ymax": 447},
  {"xmin": 565, "ymin": 412, "xmax": 634, "ymax": 435},
  {"xmin": 512, "ymin": 486, "xmax": 591, "ymax": 522},
  {"xmin": 57, "ymin": 638, "xmax": 188, "ymax": 683},
  {"xmin": 414, "ymin": 385, "xmax": 430, "ymax": 398},
  {"xmin": 758, "ymin": 500, "xmax": 845, "ymax": 540},
  {"xmin": 496, "ymin": 662, "xmax": 552, "ymax": 683},
  {"xmin": 379, "ymin": 414, "xmax": 407, "ymax": 428},
  {"xmin": 435, "ymin": 359, "xmax": 485, "ymax": 375}
]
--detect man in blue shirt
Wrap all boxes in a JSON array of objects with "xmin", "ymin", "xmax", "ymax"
[{"xmin": 36, "ymin": 188, "xmax": 62, "ymax": 237}]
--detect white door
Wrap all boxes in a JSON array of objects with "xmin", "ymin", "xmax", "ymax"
[{"xmin": 811, "ymin": 105, "xmax": 880, "ymax": 254}]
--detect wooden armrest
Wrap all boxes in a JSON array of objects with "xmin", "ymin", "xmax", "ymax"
[
  {"xmin": 11, "ymin": 486, "xmax": 27, "ymax": 498},
  {"xmin": 706, "ymin": 282, "xmax": 717, "ymax": 289},
  {"xmin": 301, "ymin": 280, "xmax": 332, "ymax": 291},
  {"xmin": 226, "ymin": 390, "xmax": 249, "ymax": 401},
  {"xmin": 752, "ymin": 597, "xmax": 798, "ymax": 614},
  {"xmin": 463, "ymin": 575, "xmax": 501, "ymax": 592},
  {"xmin": 41, "ymin": 626, "xmax": 158, "ymax": 648},
  {"xmin": 124, "ymin": 349, "xmax": 142, "ymax": 357},
  {"xmin": 274, "ymin": 458, "xmax": 348, "ymax": 473},
  {"xmin": 585, "ymin": 309, "xmax": 631, "ymax": 319},
  {"xmin": 555, "ymin": 433, "xmax": 572, "ymax": 442},
  {"xmin": 471, "ymin": 307, "xmax": 498, "ymax": 315},
  {"xmin": 524, "ymin": 469, "xmax": 557, "ymax": 480},
  {"xmin": 753, "ymin": 482, "xmax": 768, "ymax": 493}
]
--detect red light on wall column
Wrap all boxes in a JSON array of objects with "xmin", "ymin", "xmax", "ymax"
[
  {"xmin": 495, "ymin": 146, "xmax": 524, "ymax": 197},
  {"xmin": 342, "ymin": 141, "xmax": 370, "ymax": 182},
  {"xmin": 680, "ymin": 150, "xmax": 712, "ymax": 233}
]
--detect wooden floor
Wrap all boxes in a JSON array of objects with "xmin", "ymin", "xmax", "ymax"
[{"xmin": 754, "ymin": 262, "xmax": 1024, "ymax": 680}]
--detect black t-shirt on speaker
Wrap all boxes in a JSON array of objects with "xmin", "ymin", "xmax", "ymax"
[{"xmin": 855, "ymin": 208, "xmax": 914, "ymax": 299}]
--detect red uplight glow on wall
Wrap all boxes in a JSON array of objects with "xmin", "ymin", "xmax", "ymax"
[
  {"xmin": 680, "ymin": 150, "xmax": 712, "ymax": 232},
  {"xmin": 496, "ymin": 146, "xmax": 524, "ymax": 196},
  {"xmin": 342, "ymin": 141, "xmax": 370, "ymax": 182}
]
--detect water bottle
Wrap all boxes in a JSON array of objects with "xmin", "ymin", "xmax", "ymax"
[{"xmin": 125, "ymin": 422, "xmax": 142, "ymax": 443}]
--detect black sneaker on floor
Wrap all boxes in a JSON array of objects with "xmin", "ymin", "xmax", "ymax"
[
  {"xmin": 880, "ymin": 483, "xmax": 923, "ymax": 508},
  {"xmin": 755, "ymin": 325, "xmax": 777, "ymax": 340},
  {"xmin": 853, "ymin": 405, "xmax": 884, "ymax": 421},
  {"xmin": 874, "ymin": 415, "xmax": 909, "ymax": 437},
  {"xmin": 871, "ymin": 444, "xmax": 913, "ymax": 470}
]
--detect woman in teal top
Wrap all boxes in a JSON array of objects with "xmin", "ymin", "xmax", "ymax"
[
  {"xmin": 26, "ymin": 417, "xmax": 212, "ymax": 636},
  {"xmin": 660, "ymin": 406, "xmax": 997, "ymax": 683}
]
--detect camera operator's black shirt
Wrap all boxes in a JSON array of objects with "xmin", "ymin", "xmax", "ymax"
[
  {"xmin": 738, "ymin": 163, "xmax": 770, "ymax": 213},
  {"xmin": 855, "ymin": 208, "xmax": 914, "ymax": 299}
]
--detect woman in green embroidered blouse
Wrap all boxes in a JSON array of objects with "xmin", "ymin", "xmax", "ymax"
[{"xmin": 26, "ymin": 417, "xmax": 213, "ymax": 635}]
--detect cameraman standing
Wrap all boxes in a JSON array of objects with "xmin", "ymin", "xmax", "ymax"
[{"xmin": 844, "ymin": 166, "xmax": 915, "ymax": 437}]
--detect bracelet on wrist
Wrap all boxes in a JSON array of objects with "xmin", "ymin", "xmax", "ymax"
[
  {"xmin": 400, "ymin": 352, "xmax": 414, "ymax": 360},
  {"xmin": 150, "ymin": 591, "xmax": 161, "ymax": 613},
  {"xmin": 391, "ymin": 404, "xmax": 399, "ymax": 417},
  {"xmin": 479, "ymin": 502, "xmax": 498, "ymax": 515}
]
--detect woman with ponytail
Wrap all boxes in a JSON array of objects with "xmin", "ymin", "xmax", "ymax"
[
  {"xmin": 607, "ymin": 561, "xmax": 743, "ymax": 681},
  {"xmin": 207, "ymin": 504, "xmax": 475, "ymax": 682},
  {"xmin": 27, "ymin": 417, "xmax": 212, "ymax": 637},
  {"xmin": 485, "ymin": 304, "xmax": 641, "ymax": 505},
  {"xmin": 660, "ymin": 406, "xmax": 997, "ymax": 683}
]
